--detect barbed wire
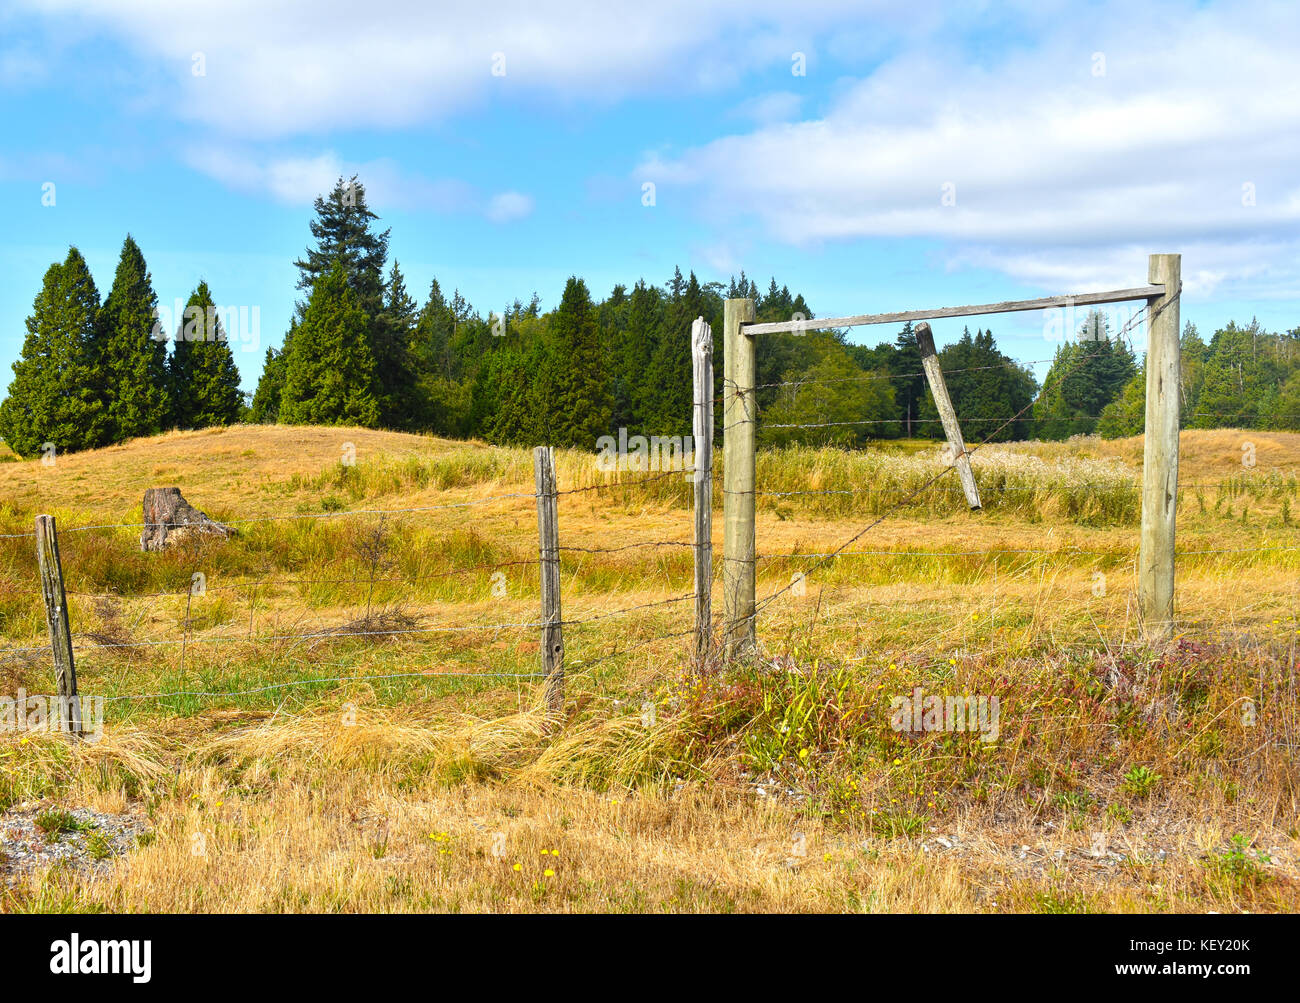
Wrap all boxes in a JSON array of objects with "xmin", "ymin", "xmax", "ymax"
[
  {"xmin": 0, "ymin": 469, "xmax": 698, "ymax": 543},
  {"xmin": 100, "ymin": 669, "xmax": 546, "ymax": 703}
]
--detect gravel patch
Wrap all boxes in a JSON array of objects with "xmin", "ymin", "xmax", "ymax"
[{"xmin": 0, "ymin": 803, "xmax": 150, "ymax": 881}]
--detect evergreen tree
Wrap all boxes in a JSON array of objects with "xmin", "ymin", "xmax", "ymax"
[
  {"xmin": 0, "ymin": 248, "xmax": 108, "ymax": 456},
  {"xmin": 1178, "ymin": 321, "xmax": 1207, "ymax": 427},
  {"xmin": 1273, "ymin": 370, "xmax": 1300, "ymax": 431},
  {"xmin": 1096, "ymin": 370, "xmax": 1146, "ymax": 438},
  {"xmin": 645, "ymin": 271, "xmax": 714, "ymax": 435},
  {"xmin": 250, "ymin": 325, "xmax": 293, "ymax": 423},
  {"xmin": 1033, "ymin": 311, "xmax": 1137, "ymax": 439},
  {"xmin": 168, "ymin": 281, "xmax": 244, "ymax": 428},
  {"xmin": 373, "ymin": 260, "xmax": 418, "ymax": 427},
  {"xmin": 919, "ymin": 327, "xmax": 1038, "ymax": 442},
  {"xmin": 412, "ymin": 278, "xmax": 455, "ymax": 380},
  {"xmin": 95, "ymin": 234, "xmax": 169, "ymax": 442},
  {"xmin": 545, "ymin": 277, "xmax": 613, "ymax": 447},
  {"xmin": 279, "ymin": 264, "xmax": 380, "ymax": 427},
  {"xmin": 293, "ymin": 175, "xmax": 390, "ymax": 319},
  {"xmin": 1192, "ymin": 321, "xmax": 1270, "ymax": 429}
]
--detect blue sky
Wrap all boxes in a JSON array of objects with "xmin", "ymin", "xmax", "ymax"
[{"xmin": 2, "ymin": 0, "xmax": 1297, "ymax": 395}]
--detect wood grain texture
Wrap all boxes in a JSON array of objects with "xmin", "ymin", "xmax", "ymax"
[
  {"xmin": 722, "ymin": 298, "xmax": 757, "ymax": 660},
  {"xmin": 533, "ymin": 446, "xmax": 564, "ymax": 720},
  {"xmin": 1139, "ymin": 254, "xmax": 1181, "ymax": 641},
  {"xmin": 691, "ymin": 317, "xmax": 714, "ymax": 664},
  {"xmin": 915, "ymin": 322, "xmax": 982, "ymax": 510}
]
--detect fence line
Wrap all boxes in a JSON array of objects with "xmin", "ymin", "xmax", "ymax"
[{"xmin": 11, "ymin": 252, "xmax": 1300, "ymax": 736}]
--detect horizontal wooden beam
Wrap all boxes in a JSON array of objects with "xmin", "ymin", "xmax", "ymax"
[{"xmin": 740, "ymin": 284, "xmax": 1166, "ymax": 336}]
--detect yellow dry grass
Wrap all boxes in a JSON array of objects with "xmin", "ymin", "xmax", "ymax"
[{"xmin": 1, "ymin": 425, "xmax": 1298, "ymax": 913}]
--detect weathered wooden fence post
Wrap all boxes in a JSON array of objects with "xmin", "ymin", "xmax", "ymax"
[
  {"xmin": 35, "ymin": 514, "xmax": 81, "ymax": 738},
  {"xmin": 1139, "ymin": 253, "xmax": 1181, "ymax": 642},
  {"xmin": 533, "ymin": 446, "xmax": 564, "ymax": 722},
  {"xmin": 691, "ymin": 317, "xmax": 714, "ymax": 664},
  {"xmin": 722, "ymin": 297, "xmax": 757, "ymax": 659},
  {"xmin": 915, "ymin": 322, "xmax": 981, "ymax": 510}
]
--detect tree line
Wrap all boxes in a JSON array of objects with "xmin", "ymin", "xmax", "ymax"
[
  {"xmin": 0, "ymin": 237, "xmax": 242, "ymax": 457},
  {"xmin": 3, "ymin": 175, "xmax": 1298, "ymax": 459}
]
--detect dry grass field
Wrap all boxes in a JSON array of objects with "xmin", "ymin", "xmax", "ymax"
[{"xmin": 1, "ymin": 424, "xmax": 1298, "ymax": 912}]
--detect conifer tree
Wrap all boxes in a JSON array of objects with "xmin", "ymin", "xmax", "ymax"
[
  {"xmin": 373, "ymin": 260, "xmax": 418, "ymax": 427},
  {"xmin": 919, "ymin": 327, "xmax": 1038, "ymax": 442},
  {"xmin": 1096, "ymin": 370, "xmax": 1146, "ymax": 438},
  {"xmin": 0, "ymin": 248, "xmax": 108, "ymax": 456},
  {"xmin": 546, "ymin": 277, "xmax": 612, "ymax": 447},
  {"xmin": 1033, "ymin": 312, "xmax": 1137, "ymax": 439},
  {"xmin": 96, "ymin": 234, "xmax": 169, "ymax": 442},
  {"xmin": 279, "ymin": 264, "xmax": 380, "ymax": 427},
  {"xmin": 293, "ymin": 175, "xmax": 390, "ymax": 319},
  {"xmin": 250, "ymin": 324, "xmax": 293, "ymax": 423},
  {"xmin": 168, "ymin": 281, "xmax": 244, "ymax": 428}
]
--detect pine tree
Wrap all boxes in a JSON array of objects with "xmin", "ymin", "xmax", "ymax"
[
  {"xmin": 279, "ymin": 264, "xmax": 380, "ymax": 427},
  {"xmin": 293, "ymin": 175, "xmax": 390, "ymax": 319},
  {"xmin": 645, "ymin": 271, "xmax": 716, "ymax": 435},
  {"xmin": 1178, "ymin": 321, "xmax": 1207, "ymax": 426},
  {"xmin": 1032, "ymin": 312, "xmax": 1137, "ymax": 439},
  {"xmin": 1097, "ymin": 370, "xmax": 1146, "ymax": 438},
  {"xmin": 0, "ymin": 248, "xmax": 108, "ymax": 456},
  {"xmin": 545, "ymin": 277, "xmax": 612, "ymax": 447},
  {"xmin": 373, "ymin": 260, "xmax": 418, "ymax": 427},
  {"xmin": 95, "ymin": 234, "xmax": 169, "ymax": 443},
  {"xmin": 919, "ymin": 327, "xmax": 1038, "ymax": 442},
  {"xmin": 250, "ymin": 324, "xmax": 293, "ymax": 423},
  {"xmin": 168, "ymin": 281, "xmax": 244, "ymax": 428},
  {"xmin": 412, "ymin": 278, "xmax": 455, "ymax": 380},
  {"xmin": 1274, "ymin": 371, "xmax": 1300, "ymax": 431},
  {"xmin": 890, "ymin": 323, "xmax": 925, "ymax": 436},
  {"xmin": 1192, "ymin": 321, "xmax": 1269, "ymax": 429}
]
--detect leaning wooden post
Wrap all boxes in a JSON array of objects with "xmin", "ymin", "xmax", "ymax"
[
  {"xmin": 1139, "ymin": 253, "xmax": 1181, "ymax": 642},
  {"xmin": 35, "ymin": 515, "xmax": 81, "ymax": 738},
  {"xmin": 915, "ymin": 322, "xmax": 981, "ymax": 510},
  {"xmin": 533, "ymin": 446, "xmax": 563, "ymax": 723},
  {"xmin": 722, "ymin": 297, "xmax": 757, "ymax": 659},
  {"xmin": 691, "ymin": 317, "xmax": 714, "ymax": 665}
]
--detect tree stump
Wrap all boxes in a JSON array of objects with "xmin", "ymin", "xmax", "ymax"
[{"xmin": 140, "ymin": 488, "xmax": 234, "ymax": 552}]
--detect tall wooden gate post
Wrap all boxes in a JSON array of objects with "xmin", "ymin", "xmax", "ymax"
[
  {"xmin": 722, "ymin": 297, "xmax": 757, "ymax": 659},
  {"xmin": 35, "ymin": 514, "xmax": 81, "ymax": 737},
  {"xmin": 915, "ymin": 322, "xmax": 981, "ymax": 510},
  {"xmin": 1139, "ymin": 253, "xmax": 1181, "ymax": 641},
  {"xmin": 691, "ymin": 317, "xmax": 714, "ymax": 664},
  {"xmin": 533, "ymin": 447, "xmax": 564, "ymax": 721}
]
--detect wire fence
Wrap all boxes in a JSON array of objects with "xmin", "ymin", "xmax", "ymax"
[{"xmin": 4, "ymin": 278, "xmax": 1299, "ymax": 730}]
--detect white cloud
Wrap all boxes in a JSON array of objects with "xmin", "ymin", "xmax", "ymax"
[
  {"xmin": 183, "ymin": 147, "xmax": 525, "ymax": 220},
  {"xmin": 12, "ymin": 0, "xmax": 895, "ymax": 137},
  {"xmin": 639, "ymin": 0, "xmax": 1300, "ymax": 299},
  {"xmin": 485, "ymin": 191, "xmax": 534, "ymax": 224},
  {"xmin": 731, "ymin": 91, "xmax": 803, "ymax": 125}
]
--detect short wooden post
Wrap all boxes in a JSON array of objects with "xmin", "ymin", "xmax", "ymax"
[
  {"xmin": 533, "ymin": 446, "xmax": 563, "ymax": 722},
  {"xmin": 722, "ymin": 297, "xmax": 757, "ymax": 659},
  {"xmin": 1139, "ymin": 253, "xmax": 1181, "ymax": 642},
  {"xmin": 691, "ymin": 317, "xmax": 714, "ymax": 665},
  {"xmin": 35, "ymin": 515, "xmax": 81, "ymax": 737},
  {"xmin": 915, "ymin": 322, "xmax": 981, "ymax": 509}
]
